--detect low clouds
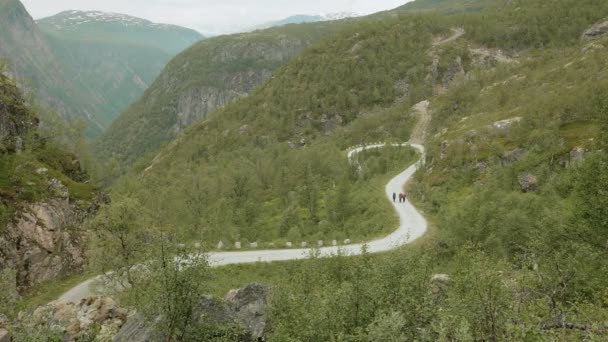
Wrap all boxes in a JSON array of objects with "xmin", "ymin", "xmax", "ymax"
[{"xmin": 21, "ymin": 0, "xmax": 410, "ymax": 35}]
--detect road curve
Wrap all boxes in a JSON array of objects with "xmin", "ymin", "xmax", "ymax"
[{"xmin": 58, "ymin": 143, "xmax": 427, "ymax": 302}]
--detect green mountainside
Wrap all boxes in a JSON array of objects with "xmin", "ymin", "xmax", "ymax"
[
  {"xmin": 96, "ymin": 21, "xmax": 345, "ymax": 168},
  {"xmin": 0, "ymin": 1, "xmax": 203, "ymax": 137},
  {"xmin": 5, "ymin": 0, "xmax": 608, "ymax": 340},
  {"xmin": 85, "ymin": 0, "xmax": 608, "ymax": 340}
]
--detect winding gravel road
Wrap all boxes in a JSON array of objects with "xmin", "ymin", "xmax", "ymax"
[{"xmin": 59, "ymin": 143, "xmax": 427, "ymax": 303}]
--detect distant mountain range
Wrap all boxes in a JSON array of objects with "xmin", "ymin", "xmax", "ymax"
[
  {"xmin": 0, "ymin": 0, "xmax": 203, "ymax": 137},
  {"xmin": 252, "ymin": 12, "xmax": 362, "ymax": 30},
  {"xmin": 37, "ymin": 10, "xmax": 202, "ymax": 55}
]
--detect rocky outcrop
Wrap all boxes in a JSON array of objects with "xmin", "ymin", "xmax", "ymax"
[
  {"xmin": 114, "ymin": 284, "xmax": 271, "ymax": 341},
  {"xmin": 0, "ymin": 199, "xmax": 88, "ymax": 290},
  {"xmin": 582, "ymin": 19, "xmax": 608, "ymax": 41},
  {"xmin": 12, "ymin": 296, "xmax": 128, "ymax": 340},
  {"xmin": 225, "ymin": 284, "xmax": 271, "ymax": 340},
  {"xmin": 174, "ymin": 70, "xmax": 272, "ymax": 132},
  {"xmin": 519, "ymin": 174, "xmax": 538, "ymax": 193}
]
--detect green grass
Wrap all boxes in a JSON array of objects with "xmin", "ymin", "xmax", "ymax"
[{"xmin": 560, "ymin": 120, "xmax": 601, "ymax": 149}]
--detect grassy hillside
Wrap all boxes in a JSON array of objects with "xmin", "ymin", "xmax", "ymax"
[
  {"xmin": 13, "ymin": 0, "xmax": 608, "ymax": 340},
  {"xmin": 87, "ymin": 0, "xmax": 608, "ymax": 340}
]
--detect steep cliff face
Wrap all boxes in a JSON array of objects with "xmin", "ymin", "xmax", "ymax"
[
  {"xmin": 0, "ymin": 72, "xmax": 98, "ymax": 291},
  {"xmin": 96, "ymin": 23, "xmax": 342, "ymax": 168},
  {"xmin": 1, "ymin": 200, "xmax": 86, "ymax": 288}
]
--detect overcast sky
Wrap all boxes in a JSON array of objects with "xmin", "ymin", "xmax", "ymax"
[{"xmin": 21, "ymin": 0, "xmax": 412, "ymax": 36}]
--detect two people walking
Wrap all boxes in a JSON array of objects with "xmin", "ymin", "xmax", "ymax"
[{"xmin": 393, "ymin": 192, "xmax": 407, "ymax": 203}]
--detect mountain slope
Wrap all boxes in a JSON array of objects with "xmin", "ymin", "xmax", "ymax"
[
  {"xmin": 96, "ymin": 21, "xmax": 345, "ymax": 168},
  {"xmin": 37, "ymin": 10, "xmax": 202, "ymax": 55},
  {"xmin": 253, "ymin": 12, "xmax": 361, "ymax": 30},
  {"xmin": 95, "ymin": 0, "xmax": 608, "ymax": 340},
  {"xmin": 0, "ymin": 70, "xmax": 100, "ymax": 295},
  {"xmin": 0, "ymin": 1, "xmax": 203, "ymax": 137},
  {"xmin": 0, "ymin": 0, "xmax": 96, "ymax": 129}
]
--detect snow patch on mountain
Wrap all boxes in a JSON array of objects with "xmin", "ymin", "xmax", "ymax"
[
  {"xmin": 39, "ymin": 10, "xmax": 175, "ymax": 30},
  {"xmin": 319, "ymin": 12, "xmax": 362, "ymax": 21}
]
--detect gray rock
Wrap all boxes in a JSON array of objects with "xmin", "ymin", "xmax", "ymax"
[
  {"xmin": 0, "ymin": 328, "xmax": 10, "ymax": 342},
  {"xmin": 250, "ymin": 242, "xmax": 258, "ymax": 248},
  {"xmin": 344, "ymin": 239, "xmax": 352, "ymax": 245},
  {"xmin": 1, "ymin": 200, "xmax": 89, "ymax": 290},
  {"xmin": 235, "ymin": 241, "xmax": 241, "ymax": 249},
  {"xmin": 114, "ymin": 314, "xmax": 162, "ymax": 342},
  {"xmin": 519, "ymin": 174, "xmax": 538, "ymax": 193},
  {"xmin": 225, "ymin": 284, "xmax": 270, "ymax": 340},
  {"xmin": 285, "ymin": 242, "xmax": 292, "ymax": 248},
  {"xmin": 430, "ymin": 274, "xmax": 450, "ymax": 294},
  {"xmin": 569, "ymin": 146, "xmax": 586, "ymax": 167},
  {"xmin": 493, "ymin": 117, "xmax": 522, "ymax": 130},
  {"xmin": 217, "ymin": 241, "xmax": 224, "ymax": 249},
  {"xmin": 582, "ymin": 20, "xmax": 608, "ymax": 41}
]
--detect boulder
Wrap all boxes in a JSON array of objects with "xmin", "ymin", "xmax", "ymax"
[
  {"xmin": 493, "ymin": 117, "xmax": 522, "ymax": 130},
  {"xmin": 569, "ymin": 146, "xmax": 586, "ymax": 167},
  {"xmin": 519, "ymin": 174, "xmax": 538, "ymax": 193},
  {"xmin": 113, "ymin": 314, "xmax": 162, "ymax": 342},
  {"xmin": 582, "ymin": 20, "xmax": 608, "ymax": 41},
  {"xmin": 225, "ymin": 284, "xmax": 271, "ymax": 340},
  {"xmin": 344, "ymin": 239, "xmax": 352, "ymax": 245},
  {"xmin": 20, "ymin": 297, "xmax": 128, "ymax": 341},
  {"xmin": 430, "ymin": 274, "xmax": 450, "ymax": 294}
]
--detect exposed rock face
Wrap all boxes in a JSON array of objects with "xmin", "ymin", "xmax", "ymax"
[
  {"xmin": 114, "ymin": 284, "xmax": 271, "ymax": 342},
  {"xmin": 442, "ymin": 56, "xmax": 466, "ymax": 90},
  {"xmin": 519, "ymin": 174, "xmax": 538, "ymax": 193},
  {"xmin": 582, "ymin": 20, "xmax": 608, "ymax": 41},
  {"xmin": 174, "ymin": 70, "xmax": 273, "ymax": 132},
  {"xmin": 0, "ymin": 199, "xmax": 87, "ymax": 289},
  {"xmin": 225, "ymin": 284, "xmax": 271, "ymax": 340}
]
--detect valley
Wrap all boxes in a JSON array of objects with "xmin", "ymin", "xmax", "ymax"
[{"xmin": 1, "ymin": 0, "xmax": 608, "ymax": 340}]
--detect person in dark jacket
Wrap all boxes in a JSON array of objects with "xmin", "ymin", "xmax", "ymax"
[{"xmin": 393, "ymin": 193, "xmax": 397, "ymax": 202}]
